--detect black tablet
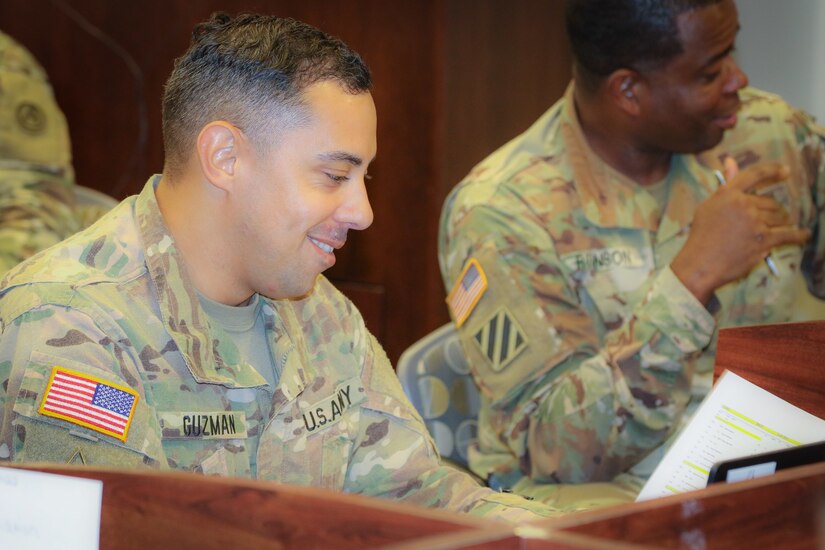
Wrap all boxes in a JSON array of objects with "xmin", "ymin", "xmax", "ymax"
[{"xmin": 707, "ymin": 440, "xmax": 825, "ymax": 484}]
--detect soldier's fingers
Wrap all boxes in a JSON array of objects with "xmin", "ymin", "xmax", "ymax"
[
  {"xmin": 728, "ymin": 162, "xmax": 789, "ymax": 192},
  {"xmin": 766, "ymin": 226, "xmax": 810, "ymax": 248},
  {"xmin": 723, "ymin": 156, "xmax": 739, "ymax": 181},
  {"xmin": 758, "ymin": 208, "xmax": 790, "ymax": 227},
  {"xmin": 751, "ymin": 194, "xmax": 786, "ymax": 211},
  {"xmin": 751, "ymin": 196, "xmax": 789, "ymax": 225}
]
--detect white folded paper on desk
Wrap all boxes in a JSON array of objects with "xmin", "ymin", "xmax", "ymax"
[
  {"xmin": 0, "ymin": 467, "xmax": 102, "ymax": 549},
  {"xmin": 637, "ymin": 370, "xmax": 825, "ymax": 501}
]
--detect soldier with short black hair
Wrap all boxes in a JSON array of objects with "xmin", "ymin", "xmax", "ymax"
[
  {"xmin": 439, "ymin": 0, "xmax": 825, "ymax": 511},
  {"xmin": 0, "ymin": 14, "xmax": 553, "ymax": 521}
]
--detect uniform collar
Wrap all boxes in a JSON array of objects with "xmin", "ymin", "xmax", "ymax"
[
  {"xmin": 561, "ymin": 83, "xmax": 718, "ymax": 240},
  {"xmin": 136, "ymin": 176, "xmax": 268, "ymax": 388}
]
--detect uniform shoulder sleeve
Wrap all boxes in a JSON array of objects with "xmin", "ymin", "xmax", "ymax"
[{"xmin": 0, "ymin": 301, "xmax": 164, "ymax": 467}]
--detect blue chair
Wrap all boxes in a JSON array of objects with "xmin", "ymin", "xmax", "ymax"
[{"xmin": 397, "ymin": 323, "xmax": 480, "ymax": 468}]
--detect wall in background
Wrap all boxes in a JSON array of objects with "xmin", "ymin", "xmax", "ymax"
[
  {"xmin": 8, "ymin": 1, "xmax": 819, "ymax": 361},
  {"xmin": 737, "ymin": 0, "xmax": 825, "ymax": 122},
  {"xmin": 1, "ymin": 0, "xmax": 571, "ymax": 362}
]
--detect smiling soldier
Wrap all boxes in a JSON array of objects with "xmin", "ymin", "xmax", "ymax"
[{"xmin": 0, "ymin": 13, "xmax": 554, "ymax": 521}]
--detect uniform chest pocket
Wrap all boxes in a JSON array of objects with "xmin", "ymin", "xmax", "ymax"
[
  {"xmin": 562, "ymin": 244, "xmax": 654, "ymax": 327},
  {"xmin": 157, "ymin": 410, "xmax": 252, "ymax": 476},
  {"xmin": 260, "ymin": 411, "xmax": 355, "ymax": 490},
  {"xmin": 259, "ymin": 379, "xmax": 365, "ymax": 489}
]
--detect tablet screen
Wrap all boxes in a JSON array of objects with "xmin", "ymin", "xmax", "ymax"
[{"xmin": 708, "ymin": 441, "xmax": 825, "ymax": 484}]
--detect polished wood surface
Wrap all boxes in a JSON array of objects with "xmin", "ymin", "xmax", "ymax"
[
  {"xmin": 551, "ymin": 461, "xmax": 825, "ymax": 550},
  {"xmin": 21, "ymin": 460, "xmax": 825, "ymax": 549},
  {"xmin": 0, "ymin": 0, "xmax": 571, "ymax": 362},
  {"xmin": 12, "ymin": 463, "xmax": 484, "ymax": 550},
  {"xmin": 385, "ymin": 529, "xmax": 632, "ymax": 550},
  {"xmin": 18, "ymin": 459, "xmax": 825, "ymax": 549},
  {"xmin": 714, "ymin": 320, "xmax": 825, "ymax": 419},
  {"xmin": 388, "ymin": 462, "xmax": 825, "ymax": 549}
]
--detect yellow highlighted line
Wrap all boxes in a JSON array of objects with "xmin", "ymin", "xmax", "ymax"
[
  {"xmin": 716, "ymin": 416, "xmax": 761, "ymax": 440},
  {"xmin": 682, "ymin": 459, "xmax": 709, "ymax": 475},
  {"xmin": 665, "ymin": 485, "xmax": 681, "ymax": 494},
  {"xmin": 721, "ymin": 405, "xmax": 801, "ymax": 445}
]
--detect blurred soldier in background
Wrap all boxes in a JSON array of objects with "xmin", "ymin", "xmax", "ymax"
[{"xmin": 0, "ymin": 30, "xmax": 111, "ymax": 275}]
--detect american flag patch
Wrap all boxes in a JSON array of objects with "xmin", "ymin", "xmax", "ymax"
[
  {"xmin": 446, "ymin": 258, "xmax": 487, "ymax": 328},
  {"xmin": 39, "ymin": 366, "xmax": 139, "ymax": 442}
]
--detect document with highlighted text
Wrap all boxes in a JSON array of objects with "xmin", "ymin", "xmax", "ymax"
[{"xmin": 637, "ymin": 370, "xmax": 825, "ymax": 501}]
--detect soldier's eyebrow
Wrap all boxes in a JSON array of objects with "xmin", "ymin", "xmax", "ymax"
[
  {"xmin": 317, "ymin": 151, "xmax": 363, "ymax": 166},
  {"xmin": 701, "ymin": 44, "xmax": 734, "ymax": 69},
  {"xmin": 700, "ymin": 25, "xmax": 740, "ymax": 69}
]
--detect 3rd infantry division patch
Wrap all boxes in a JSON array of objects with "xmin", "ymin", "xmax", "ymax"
[{"xmin": 473, "ymin": 308, "xmax": 527, "ymax": 372}]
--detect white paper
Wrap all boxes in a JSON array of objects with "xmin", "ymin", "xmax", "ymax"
[
  {"xmin": 637, "ymin": 370, "xmax": 825, "ymax": 501},
  {"xmin": 0, "ymin": 467, "xmax": 102, "ymax": 549}
]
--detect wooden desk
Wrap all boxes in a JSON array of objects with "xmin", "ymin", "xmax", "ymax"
[
  {"xmin": 12, "ymin": 464, "xmax": 486, "ymax": 550},
  {"xmin": 23, "ymin": 461, "xmax": 825, "ymax": 549},
  {"xmin": 549, "ymin": 461, "xmax": 825, "ymax": 549},
  {"xmin": 387, "ymin": 461, "xmax": 825, "ymax": 549},
  {"xmin": 714, "ymin": 320, "xmax": 825, "ymax": 418}
]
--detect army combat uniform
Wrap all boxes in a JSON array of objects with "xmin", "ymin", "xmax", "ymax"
[
  {"xmin": 0, "ymin": 31, "xmax": 110, "ymax": 276},
  {"xmin": 0, "ymin": 177, "xmax": 554, "ymax": 522},
  {"xmin": 439, "ymin": 85, "xmax": 825, "ymax": 510}
]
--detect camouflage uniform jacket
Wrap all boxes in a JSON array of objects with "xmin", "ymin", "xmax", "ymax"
[
  {"xmin": 439, "ymin": 85, "xmax": 825, "ymax": 488},
  {"xmin": 0, "ymin": 165, "xmax": 81, "ymax": 275},
  {"xmin": 0, "ymin": 177, "xmax": 553, "ymax": 521},
  {"xmin": 0, "ymin": 31, "xmax": 92, "ymax": 276}
]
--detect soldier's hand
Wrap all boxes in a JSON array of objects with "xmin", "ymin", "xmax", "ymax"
[{"xmin": 671, "ymin": 160, "xmax": 810, "ymax": 304}]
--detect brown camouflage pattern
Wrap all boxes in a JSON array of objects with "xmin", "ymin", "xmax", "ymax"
[
  {"xmin": 0, "ymin": 31, "xmax": 106, "ymax": 276},
  {"xmin": 438, "ymin": 85, "xmax": 825, "ymax": 510},
  {"xmin": 0, "ymin": 177, "xmax": 555, "ymax": 522}
]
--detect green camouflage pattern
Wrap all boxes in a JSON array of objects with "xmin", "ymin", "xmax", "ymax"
[
  {"xmin": 0, "ymin": 177, "xmax": 555, "ymax": 522},
  {"xmin": 438, "ymin": 85, "xmax": 825, "ymax": 511},
  {"xmin": 0, "ymin": 165, "xmax": 81, "ymax": 275},
  {"xmin": 0, "ymin": 31, "xmax": 99, "ymax": 276},
  {"xmin": 0, "ymin": 31, "xmax": 73, "ymax": 173}
]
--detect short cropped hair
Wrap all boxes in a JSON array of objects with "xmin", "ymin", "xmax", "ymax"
[
  {"xmin": 565, "ymin": 0, "xmax": 721, "ymax": 91},
  {"xmin": 162, "ymin": 13, "xmax": 372, "ymax": 177}
]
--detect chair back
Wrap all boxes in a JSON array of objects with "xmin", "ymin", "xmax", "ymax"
[{"xmin": 397, "ymin": 323, "xmax": 479, "ymax": 466}]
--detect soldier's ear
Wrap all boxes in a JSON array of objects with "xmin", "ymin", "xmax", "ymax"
[
  {"xmin": 196, "ymin": 121, "xmax": 242, "ymax": 192},
  {"xmin": 606, "ymin": 69, "xmax": 641, "ymax": 117}
]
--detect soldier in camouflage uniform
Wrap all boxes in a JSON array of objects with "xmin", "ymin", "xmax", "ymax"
[
  {"xmin": 0, "ymin": 14, "xmax": 554, "ymax": 522},
  {"xmin": 0, "ymin": 30, "xmax": 85, "ymax": 275},
  {"xmin": 439, "ymin": 0, "xmax": 825, "ymax": 510}
]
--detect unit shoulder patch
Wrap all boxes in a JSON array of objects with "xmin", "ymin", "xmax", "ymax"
[{"xmin": 472, "ymin": 308, "xmax": 528, "ymax": 372}]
